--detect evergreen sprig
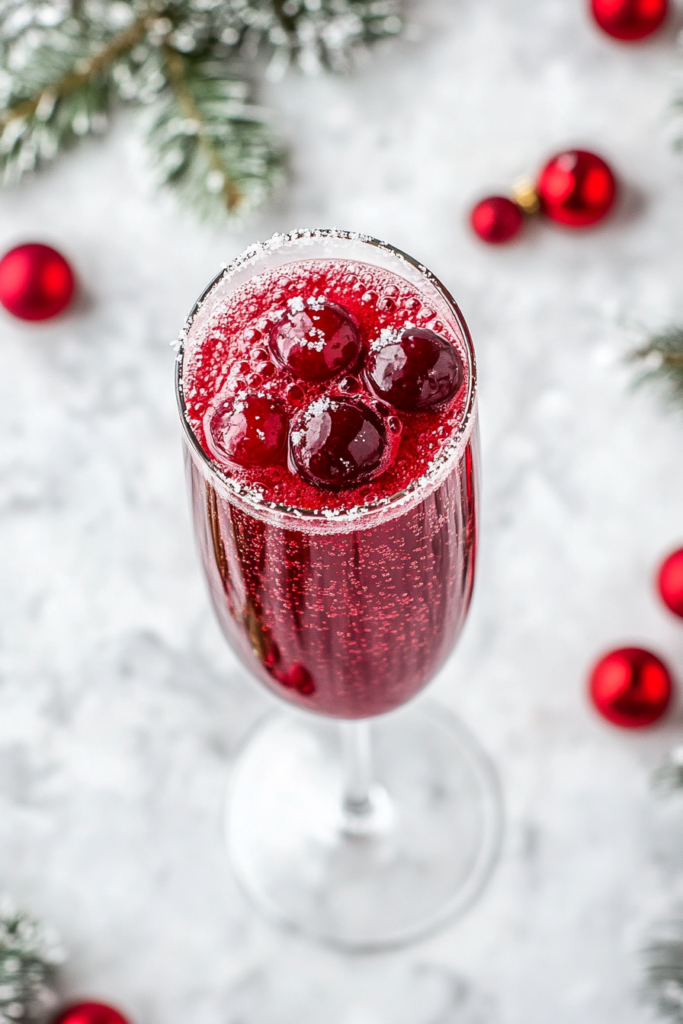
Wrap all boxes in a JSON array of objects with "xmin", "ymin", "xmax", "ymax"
[
  {"xmin": 0, "ymin": 0, "xmax": 403, "ymax": 221},
  {"xmin": 0, "ymin": 900, "xmax": 63, "ymax": 1024},
  {"xmin": 653, "ymin": 747, "xmax": 683, "ymax": 793},
  {"xmin": 630, "ymin": 327, "xmax": 683, "ymax": 410},
  {"xmin": 646, "ymin": 928, "xmax": 683, "ymax": 1023}
]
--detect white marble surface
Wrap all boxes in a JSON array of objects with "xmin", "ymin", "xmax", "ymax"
[{"xmin": 2, "ymin": 0, "xmax": 683, "ymax": 1021}]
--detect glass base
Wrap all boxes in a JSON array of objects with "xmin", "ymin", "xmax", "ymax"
[{"xmin": 226, "ymin": 702, "xmax": 502, "ymax": 951}]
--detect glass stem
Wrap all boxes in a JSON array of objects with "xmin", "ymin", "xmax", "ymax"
[{"xmin": 341, "ymin": 720, "xmax": 374, "ymax": 819}]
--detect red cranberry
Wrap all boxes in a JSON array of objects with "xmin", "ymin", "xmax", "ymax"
[
  {"xmin": 270, "ymin": 297, "xmax": 362, "ymax": 383},
  {"xmin": 365, "ymin": 327, "xmax": 463, "ymax": 413},
  {"xmin": 290, "ymin": 397, "xmax": 401, "ymax": 491},
  {"xmin": 276, "ymin": 663, "xmax": 316, "ymax": 696},
  {"xmin": 205, "ymin": 392, "xmax": 288, "ymax": 468}
]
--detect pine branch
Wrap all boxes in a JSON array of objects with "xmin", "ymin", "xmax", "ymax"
[
  {"xmin": 216, "ymin": 0, "xmax": 404, "ymax": 76},
  {"xmin": 653, "ymin": 747, "xmax": 683, "ymax": 792},
  {"xmin": 0, "ymin": 9, "xmax": 158, "ymax": 184},
  {"xmin": 645, "ymin": 928, "xmax": 683, "ymax": 1023},
  {"xmin": 146, "ymin": 47, "xmax": 283, "ymax": 220},
  {"xmin": 0, "ymin": 900, "xmax": 63, "ymax": 1024},
  {"xmin": 630, "ymin": 327, "xmax": 683, "ymax": 409},
  {"xmin": 0, "ymin": 13, "xmax": 151, "ymax": 126},
  {"xmin": 0, "ymin": 0, "xmax": 405, "ymax": 220}
]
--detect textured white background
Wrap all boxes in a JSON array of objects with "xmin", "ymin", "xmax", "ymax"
[{"xmin": 2, "ymin": 0, "xmax": 683, "ymax": 1021}]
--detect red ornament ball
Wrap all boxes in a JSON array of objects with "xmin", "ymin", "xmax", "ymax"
[
  {"xmin": 537, "ymin": 150, "xmax": 617, "ymax": 227},
  {"xmin": 470, "ymin": 196, "xmax": 524, "ymax": 244},
  {"xmin": 52, "ymin": 1004, "xmax": 131, "ymax": 1024},
  {"xmin": 0, "ymin": 243, "xmax": 75, "ymax": 321},
  {"xmin": 589, "ymin": 646, "xmax": 673, "ymax": 727},
  {"xmin": 657, "ymin": 548, "xmax": 683, "ymax": 618},
  {"xmin": 590, "ymin": 0, "xmax": 667, "ymax": 40}
]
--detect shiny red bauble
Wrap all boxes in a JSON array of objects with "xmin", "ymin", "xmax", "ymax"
[
  {"xmin": 537, "ymin": 150, "xmax": 617, "ymax": 227},
  {"xmin": 657, "ymin": 548, "xmax": 683, "ymax": 618},
  {"xmin": 52, "ymin": 1002, "xmax": 131, "ymax": 1024},
  {"xmin": 470, "ymin": 196, "xmax": 524, "ymax": 244},
  {"xmin": 590, "ymin": 0, "xmax": 668, "ymax": 40},
  {"xmin": 0, "ymin": 243, "xmax": 75, "ymax": 320},
  {"xmin": 589, "ymin": 646, "xmax": 673, "ymax": 727}
]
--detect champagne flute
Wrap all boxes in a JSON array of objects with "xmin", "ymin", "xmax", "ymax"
[{"xmin": 176, "ymin": 229, "xmax": 501, "ymax": 950}]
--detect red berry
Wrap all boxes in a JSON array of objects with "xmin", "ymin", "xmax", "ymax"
[
  {"xmin": 470, "ymin": 196, "xmax": 524, "ymax": 244},
  {"xmin": 205, "ymin": 392, "xmax": 288, "ymax": 468},
  {"xmin": 590, "ymin": 0, "xmax": 667, "ymax": 40},
  {"xmin": 365, "ymin": 327, "xmax": 463, "ymax": 413},
  {"xmin": 657, "ymin": 547, "xmax": 683, "ymax": 618},
  {"xmin": 589, "ymin": 646, "xmax": 673, "ymax": 727},
  {"xmin": 537, "ymin": 150, "xmax": 616, "ymax": 227},
  {"xmin": 290, "ymin": 397, "xmax": 401, "ymax": 491},
  {"xmin": 276, "ymin": 663, "xmax": 316, "ymax": 696},
  {"xmin": 0, "ymin": 243, "xmax": 74, "ymax": 321},
  {"xmin": 270, "ymin": 298, "xmax": 362, "ymax": 383},
  {"xmin": 52, "ymin": 1004, "xmax": 131, "ymax": 1024}
]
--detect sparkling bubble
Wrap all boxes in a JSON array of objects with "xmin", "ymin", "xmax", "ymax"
[
  {"xmin": 286, "ymin": 383, "xmax": 305, "ymax": 405},
  {"xmin": 338, "ymin": 375, "xmax": 361, "ymax": 394}
]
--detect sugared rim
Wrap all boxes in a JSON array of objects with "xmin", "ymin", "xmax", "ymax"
[{"xmin": 175, "ymin": 228, "xmax": 477, "ymax": 532}]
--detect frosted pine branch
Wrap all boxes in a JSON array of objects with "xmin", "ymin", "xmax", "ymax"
[
  {"xmin": 630, "ymin": 327, "xmax": 683, "ymax": 409},
  {"xmin": 0, "ymin": 899, "xmax": 63, "ymax": 1024},
  {"xmin": 653, "ymin": 746, "xmax": 683, "ymax": 792},
  {"xmin": 0, "ymin": 0, "xmax": 404, "ymax": 220},
  {"xmin": 147, "ymin": 47, "xmax": 283, "ymax": 219}
]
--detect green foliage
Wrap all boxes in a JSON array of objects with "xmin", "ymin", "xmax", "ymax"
[
  {"xmin": 147, "ymin": 50, "xmax": 284, "ymax": 220},
  {"xmin": 0, "ymin": 902, "xmax": 62, "ymax": 1024},
  {"xmin": 646, "ymin": 929, "xmax": 683, "ymax": 1023},
  {"xmin": 0, "ymin": 0, "xmax": 403, "ymax": 221},
  {"xmin": 653, "ymin": 748, "xmax": 683, "ymax": 792},
  {"xmin": 630, "ymin": 327, "xmax": 683, "ymax": 409}
]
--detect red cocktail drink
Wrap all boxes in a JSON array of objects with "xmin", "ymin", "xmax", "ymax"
[
  {"xmin": 180, "ymin": 240, "xmax": 477, "ymax": 718},
  {"xmin": 176, "ymin": 231, "xmax": 498, "ymax": 950}
]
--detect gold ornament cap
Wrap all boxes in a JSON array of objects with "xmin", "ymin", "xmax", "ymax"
[{"xmin": 511, "ymin": 176, "xmax": 540, "ymax": 216}]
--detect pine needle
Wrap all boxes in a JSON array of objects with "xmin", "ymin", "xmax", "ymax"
[
  {"xmin": 646, "ymin": 928, "xmax": 683, "ymax": 1023},
  {"xmin": 147, "ymin": 48, "xmax": 284, "ymax": 220},
  {"xmin": 630, "ymin": 327, "xmax": 683, "ymax": 409},
  {"xmin": 0, "ymin": 900, "xmax": 63, "ymax": 1024},
  {"xmin": 653, "ymin": 747, "xmax": 683, "ymax": 793}
]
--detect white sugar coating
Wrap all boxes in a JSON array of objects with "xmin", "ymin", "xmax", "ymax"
[
  {"xmin": 371, "ymin": 327, "xmax": 402, "ymax": 351},
  {"xmin": 288, "ymin": 296, "xmax": 305, "ymax": 313}
]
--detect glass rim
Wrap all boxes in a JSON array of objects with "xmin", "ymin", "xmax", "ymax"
[{"xmin": 175, "ymin": 228, "xmax": 477, "ymax": 532}]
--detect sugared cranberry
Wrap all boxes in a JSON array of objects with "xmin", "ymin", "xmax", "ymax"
[
  {"xmin": 290, "ymin": 397, "xmax": 401, "ymax": 491},
  {"xmin": 365, "ymin": 327, "xmax": 463, "ymax": 412},
  {"xmin": 270, "ymin": 298, "xmax": 362, "ymax": 383},
  {"xmin": 205, "ymin": 392, "xmax": 288, "ymax": 468}
]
